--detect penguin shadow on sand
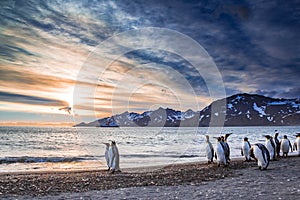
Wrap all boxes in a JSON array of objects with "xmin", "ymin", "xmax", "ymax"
[{"xmin": 103, "ymin": 140, "xmax": 121, "ymax": 174}]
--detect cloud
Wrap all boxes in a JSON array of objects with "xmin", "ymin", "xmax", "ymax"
[
  {"xmin": 0, "ymin": 67, "xmax": 74, "ymax": 91},
  {"xmin": 0, "ymin": 91, "xmax": 68, "ymax": 107},
  {"xmin": 0, "ymin": 0, "xmax": 299, "ymax": 124}
]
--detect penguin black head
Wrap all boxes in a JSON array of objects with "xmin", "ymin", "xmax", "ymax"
[
  {"xmin": 243, "ymin": 137, "xmax": 248, "ymax": 141},
  {"xmin": 112, "ymin": 141, "xmax": 116, "ymax": 145},
  {"xmin": 103, "ymin": 142, "xmax": 110, "ymax": 147},
  {"xmin": 264, "ymin": 135, "xmax": 272, "ymax": 139},
  {"xmin": 205, "ymin": 135, "xmax": 210, "ymax": 141},
  {"xmin": 283, "ymin": 135, "xmax": 287, "ymax": 139},
  {"xmin": 220, "ymin": 136, "xmax": 225, "ymax": 141},
  {"xmin": 296, "ymin": 133, "xmax": 300, "ymax": 137},
  {"xmin": 275, "ymin": 132, "xmax": 279, "ymax": 137},
  {"xmin": 215, "ymin": 137, "xmax": 222, "ymax": 142},
  {"xmin": 224, "ymin": 133, "xmax": 232, "ymax": 141}
]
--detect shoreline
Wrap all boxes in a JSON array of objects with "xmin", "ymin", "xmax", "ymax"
[{"xmin": 1, "ymin": 156, "xmax": 299, "ymax": 198}]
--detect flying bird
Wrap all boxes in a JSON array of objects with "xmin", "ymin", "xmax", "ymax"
[{"xmin": 59, "ymin": 106, "xmax": 72, "ymax": 115}]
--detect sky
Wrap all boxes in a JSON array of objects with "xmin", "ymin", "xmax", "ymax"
[{"xmin": 0, "ymin": 0, "xmax": 299, "ymax": 126}]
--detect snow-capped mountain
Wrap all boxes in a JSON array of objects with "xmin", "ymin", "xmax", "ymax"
[
  {"xmin": 75, "ymin": 93, "xmax": 300, "ymax": 127},
  {"xmin": 199, "ymin": 93, "xmax": 300, "ymax": 126}
]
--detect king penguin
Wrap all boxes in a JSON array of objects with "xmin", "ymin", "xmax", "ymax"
[
  {"xmin": 294, "ymin": 133, "xmax": 300, "ymax": 157},
  {"xmin": 205, "ymin": 135, "xmax": 214, "ymax": 163},
  {"xmin": 214, "ymin": 137, "xmax": 227, "ymax": 166},
  {"xmin": 264, "ymin": 135, "xmax": 276, "ymax": 160},
  {"xmin": 249, "ymin": 143, "xmax": 270, "ymax": 170},
  {"xmin": 280, "ymin": 135, "xmax": 293, "ymax": 157},
  {"xmin": 110, "ymin": 141, "xmax": 121, "ymax": 173},
  {"xmin": 103, "ymin": 142, "xmax": 111, "ymax": 171},
  {"xmin": 241, "ymin": 137, "xmax": 251, "ymax": 161},
  {"xmin": 274, "ymin": 130, "xmax": 280, "ymax": 158},
  {"xmin": 222, "ymin": 133, "xmax": 232, "ymax": 163}
]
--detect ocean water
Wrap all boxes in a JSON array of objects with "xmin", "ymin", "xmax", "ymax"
[{"xmin": 0, "ymin": 126, "xmax": 299, "ymax": 172}]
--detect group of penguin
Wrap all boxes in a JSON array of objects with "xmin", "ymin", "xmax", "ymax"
[
  {"xmin": 205, "ymin": 131, "xmax": 300, "ymax": 170},
  {"xmin": 103, "ymin": 141, "xmax": 121, "ymax": 173}
]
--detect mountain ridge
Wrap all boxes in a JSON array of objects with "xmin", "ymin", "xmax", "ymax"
[{"xmin": 74, "ymin": 93, "xmax": 300, "ymax": 127}]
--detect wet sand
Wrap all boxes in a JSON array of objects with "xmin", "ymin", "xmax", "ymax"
[{"xmin": 1, "ymin": 156, "xmax": 299, "ymax": 199}]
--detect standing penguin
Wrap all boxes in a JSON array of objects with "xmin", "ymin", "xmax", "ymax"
[
  {"xmin": 274, "ymin": 130, "xmax": 280, "ymax": 157},
  {"xmin": 205, "ymin": 135, "xmax": 214, "ymax": 163},
  {"xmin": 221, "ymin": 133, "xmax": 232, "ymax": 163},
  {"xmin": 249, "ymin": 143, "xmax": 270, "ymax": 170},
  {"xmin": 110, "ymin": 141, "xmax": 121, "ymax": 173},
  {"xmin": 103, "ymin": 142, "xmax": 111, "ymax": 171},
  {"xmin": 294, "ymin": 133, "xmax": 300, "ymax": 157},
  {"xmin": 264, "ymin": 135, "xmax": 276, "ymax": 160},
  {"xmin": 241, "ymin": 137, "xmax": 251, "ymax": 161},
  {"xmin": 280, "ymin": 135, "xmax": 293, "ymax": 157},
  {"xmin": 214, "ymin": 137, "xmax": 227, "ymax": 166}
]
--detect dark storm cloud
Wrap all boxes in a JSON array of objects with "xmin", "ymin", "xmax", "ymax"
[
  {"xmin": 0, "ymin": 91, "xmax": 68, "ymax": 107},
  {"xmin": 113, "ymin": 0, "xmax": 299, "ymax": 98},
  {"xmin": 123, "ymin": 49, "xmax": 209, "ymax": 95}
]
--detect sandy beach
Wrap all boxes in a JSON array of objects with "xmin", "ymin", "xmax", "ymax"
[{"xmin": 1, "ymin": 155, "xmax": 299, "ymax": 199}]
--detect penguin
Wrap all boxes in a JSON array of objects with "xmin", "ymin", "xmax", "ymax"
[
  {"xmin": 294, "ymin": 133, "xmax": 300, "ymax": 157},
  {"xmin": 103, "ymin": 142, "xmax": 111, "ymax": 171},
  {"xmin": 264, "ymin": 135, "xmax": 276, "ymax": 160},
  {"xmin": 280, "ymin": 135, "xmax": 293, "ymax": 157},
  {"xmin": 241, "ymin": 137, "xmax": 251, "ymax": 161},
  {"xmin": 205, "ymin": 135, "xmax": 214, "ymax": 163},
  {"xmin": 110, "ymin": 141, "xmax": 121, "ymax": 173},
  {"xmin": 214, "ymin": 137, "xmax": 227, "ymax": 166},
  {"xmin": 274, "ymin": 130, "xmax": 280, "ymax": 157},
  {"xmin": 249, "ymin": 143, "xmax": 270, "ymax": 170},
  {"xmin": 221, "ymin": 133, "xmax": 232, "ymax": 163}
]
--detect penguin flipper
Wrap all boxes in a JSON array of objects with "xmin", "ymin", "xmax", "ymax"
[{"xmin": 289, "ymin": 140, "xmax": 293, "ymax": 152}]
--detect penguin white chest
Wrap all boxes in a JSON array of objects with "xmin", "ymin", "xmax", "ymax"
[
  {"xmin": 105, "ymin": 147, "xmax": 110, "ymax": 167},
  {"xmin": 295, "ymin": 138, "xmax": 300, "ymax": 155},
  {"xmin": 242, "ymin": 142, "xmax": 250, "ymax": 158},
  {"xmin": 205, "ymin": 143, "xmax": 213, "ymax": 159},
  {"xmin": 281, "ymin": 139, "xmax": 290, "ymax": 153},
  {"xmin": 253, "ymin": 145, "xmax": 269, "ymax": 169},
  {"xmin": 266, "ymin": 141, "xmax": 275, "ymax": 158},
  {"xmin": 215, "ymin": 143, "xmax": 226, "ymax": 165}
]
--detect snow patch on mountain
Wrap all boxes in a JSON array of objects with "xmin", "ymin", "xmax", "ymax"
[
  {"xmin": 253, "ymin": 102, "xmax": 266, "ymax": 117},
  {"xmin": 227, "ymin": 103, "xmax": 233, "ymax": 109}
]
